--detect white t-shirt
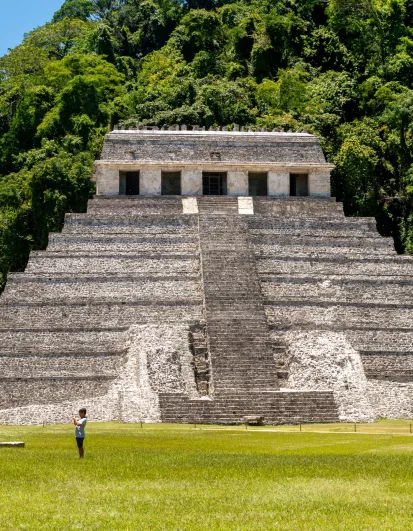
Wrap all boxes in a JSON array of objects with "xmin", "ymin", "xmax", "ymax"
[{"xmin": 75, "ymin": 417, "xmax": 87, "ymax": 438}]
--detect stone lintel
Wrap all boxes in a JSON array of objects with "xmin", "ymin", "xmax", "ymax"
[
  {"xmin": 108, "ymin": 130, "xmax": 315, "ymax": 139},
  {"xmin": 95, "ymin": 161, "xmax": 335, "ymax": 172}
]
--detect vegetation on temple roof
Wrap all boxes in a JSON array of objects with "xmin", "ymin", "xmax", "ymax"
[{"xmin": 2, "ymin": 0, "xmax": 413, "ymax": 289}]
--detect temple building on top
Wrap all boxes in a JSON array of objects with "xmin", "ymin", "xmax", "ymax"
[{"xmin": 95, "ymin": 126, "xmax": 333, "ymax": 198}]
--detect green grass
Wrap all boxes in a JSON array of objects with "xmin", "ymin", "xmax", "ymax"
[{"xmin": 1, "ymin": 422, "xmax": 413, "ymax": 530}]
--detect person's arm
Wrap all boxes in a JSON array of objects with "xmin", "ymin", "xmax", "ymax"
[{"xmin": 72, "ymin": 416, "xmax": 81, "ymax": 426}]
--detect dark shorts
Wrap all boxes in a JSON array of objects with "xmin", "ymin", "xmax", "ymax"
[{"xmin": 76, "ymin": 437, "xmax": 85, "ymax": 449}]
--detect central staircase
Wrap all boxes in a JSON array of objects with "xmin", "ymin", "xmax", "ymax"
[
  {"xmin": 159, "ymin": 197, "xmax": 339, "ymax": 424},
  {"xmin": 198, "ymin": 199, "xmax": 279, "ymax": 394}
]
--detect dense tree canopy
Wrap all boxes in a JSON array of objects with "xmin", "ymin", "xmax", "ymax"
[{"xmin": 2, "ymin": 0, "xmax": 413, "ymax": 289}]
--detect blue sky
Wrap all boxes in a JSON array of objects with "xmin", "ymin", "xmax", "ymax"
[{"xmin": 1, "ymin": 0, "xmax": 64, "ymax": 57}]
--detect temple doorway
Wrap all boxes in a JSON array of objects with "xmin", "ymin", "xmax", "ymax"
[
  {"xmin": 290, "ymin": 173, "xmax": 309, "ymax": 196},
  {"xmin": 202, "ymin": 172, "xmax": 227, "ymax": 195},
  {"xmin": 119, "ymin": 171, "xmax": 140, "ymax": 195},
  {"xmin": 162, "ymin": 171, "xmax": 181, "ymax": 195},
  {"xmin": 248, "ymin": 172, "xmax": 268, "ymax": 196}
]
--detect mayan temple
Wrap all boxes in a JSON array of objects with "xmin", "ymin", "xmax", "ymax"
[{"xmin": 1, "ymin": 126, "xmax": 412, "ymax": 425}]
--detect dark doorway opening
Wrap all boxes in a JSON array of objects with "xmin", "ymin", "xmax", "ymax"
[
  {"xmin": 120, "ymin": 171, "xmax": 140, "ymax": 195},
  {"xmin": 290, "ymin": 173, "xmax": 309, "ymax": 196},
  {"xmin": 162, "ymin": 171, "xmax": 181, "ymax": 195},
  {"xmin": 202, "ymin": 172, "xmax": 227, "ymax": 195},
  {"xmin": 248, "ymin": 172, "xmax": 268, "ymax": 196}
]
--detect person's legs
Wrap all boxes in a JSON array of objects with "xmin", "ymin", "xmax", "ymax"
[{"xmin": 76, "ymin": 437, "xmax": 85, "ymax": 458}]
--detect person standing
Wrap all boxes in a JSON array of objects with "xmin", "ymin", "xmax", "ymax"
[{"xmin": 72, "ymin": 408, "xmax": 87, "ymax": 458}]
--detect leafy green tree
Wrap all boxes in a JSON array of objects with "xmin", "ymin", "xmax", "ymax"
[
  {"xmin": 170, "ymin": 10, "xmax": 225, "ymax": 61},
  {"xmin": 53, "ymin": 0, "xmax": 95, "ymax": 22},
  {"xmin": 0, "ymin": 18, "xmax": 93, "ymax": 82},
  {"xmin": 308, "ymin": 71, "xmax": 359, "ymax": 120},
  {"xmin": 257, "ymin": 68, "xmax": 308, "ymax": 115}
]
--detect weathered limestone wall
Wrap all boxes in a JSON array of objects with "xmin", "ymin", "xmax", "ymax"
[
  {"xmin": 2, "ymin": 276, "xmax": 201, "ymax": 304},
  {"xmin": 261, "ymin": 276, "xmax": 411, "ymax": 305},
  {"xmin": 268, "ymin": 171, "xmax": 289, "ymax": 196},
  {"xmin": 0, "ymin": 196, "xmax": 206, "ymax": 424},
  {"xmin": 0, "ymin": 322, "xmax": 200, "ymax": 424},
  {"xmin": 0, "ymin": 377, "xmax": 116, "ymax": 410},
  {"xmin": 106, "ymin": 323, "xmax": 199, "ymax": 423},
  {"xmin": 140, "ymin": 169, "xmax": 161, "ymax": 195},
  {"xmin": 0, "ymin": 303, "xmax": 204, "ymax": 329},
  {"xmin": 95, "ymin": 165, "xmax": 332, "ymax": 198},
  {"xmin": 227, "ymin": 170, "xmax": 248, "ymax": 196},
  {"xmin": 309, "ymin": 170, "xmax": 331, "ymax": 197},
  {"xmin": 182, "ymin": 169, "xmax": 203, "ymax": 195},
  {"xmin": 250, "ymin": 199, "xmax": 413, "ymax": 421},
  {"xmin": 0, "ymin": 395, "xmax": 120, "ymax": 426},
  {"xmin": 366, "ymin": 381, "xmax": 413, "ymax": 418},
  {"xmin": 282, "ymin": 330, "xmax": 375, "ymax": 422},
  {"xmin": 95, "ymin": 167, "xmax": 119, "ymax": 196},
  {"xmin": 360, "ymin": 348, "xmax": 413, "ymax": 419}
]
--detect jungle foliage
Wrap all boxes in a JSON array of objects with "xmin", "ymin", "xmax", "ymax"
[{"xmin": 2, "ymin": 0, "xmax": 413, "ymax": 289}]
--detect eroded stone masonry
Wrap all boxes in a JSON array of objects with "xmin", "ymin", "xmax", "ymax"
[{"xmin": 0, "ymin": 127, "xmax": 412, "ymax": 424}]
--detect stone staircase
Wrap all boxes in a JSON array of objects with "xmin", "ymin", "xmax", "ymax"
[
  {"xmin": 159, "ymin": 196, "xmax": 339, "ymax": 424},
  {"xmin": 197, "ymin": 196, "xmax": 239, "ymax": 215},
  {"xmin": 159, "ymin": 391, "xmax": 339, "ymax": 424},
  {"xmin": 199, "ymin": 214, "xmax": 278, "ymax": 393}
]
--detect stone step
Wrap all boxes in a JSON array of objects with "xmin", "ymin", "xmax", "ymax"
[
  {"xmin": 248, "ymin": 217, "xmax": 377, "ymax": 230},
  {"xmin": 0, "ymin": 376, "xmax": 116, "ymax": 409},
  {"xmin": 251, "ymin": 228, "xmax": 379, "ymax": 239},
  {"xmin": 87, "ymin": 196, "xmax": 183, "ymax": 215},
  {"xmin": 257, "ymin": 256, "xmax": 413, "ymax": 276},
  {"xmin": 199, "ymin": 212, "xmax": 278, "ymax": 393},
  {"xmin": 0, "ymin": 353, "xmax": 122, "ymax": 378},
  {"xmin": 46, "ymin": 233, "xmax": 198, "ymax": 253},
  {"xmin": 360, "ymin": 352, "xmax": 413, "ymax": 381},
  {"xmin": 255, "ymin": 243, "xmax": 395, "ymax": 257},
  {"xmin": 0, "ymin": 329, "xmax": 124, "ymax": 354},
  {"xmin": 254, "ymin": 235, "xmax": 394, "ymax": 248},
  {"xmin": 53, "ymin": 233, "xmax": 197, "ymax": 243},
  {"xmin": 253, "ymin": 196, "xmax": 338, "ymax": 204},
  {"xmin": 159, "ymin": 390, "xmax": 339, "ymax": 424},
  {"xmin": 0, "ymin": 302, "xmax": 203, "ymax": 329},
  {"xmin": 251, "ymin": 229, "xmax": 384, "ymax": 241},
  {"xmin": 264, "ymin": 301, "xmax": 413, "ymax": 330},
  {"xmin": 261, "ymin": 276, "xmax": 413, "ymax": 305},
  {"xmin": 2, "ymin": 274, "xmax": 202, "ymax": 304},
  {"xmin": 253, "ymin": 205, "xmax": 344, "ymax": 219},
  {"xmin": 65, "ymin": 213, "xmax": 198, "ymax": 232},
  {"xmin": 345, "ymin": 330, "xmax": 413, "ymax": 352},
  {"xmin": 26, "ymin": 255, "xmax": 199, "ymax": 275}
]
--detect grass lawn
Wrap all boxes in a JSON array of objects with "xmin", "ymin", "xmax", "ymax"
[{"xmin": 1, "ymin": 421, "xmax": 413, "ymax": 530}]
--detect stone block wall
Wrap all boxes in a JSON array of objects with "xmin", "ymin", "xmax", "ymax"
[{"xmin": 309, "ymin": 170, "xmax": 331, "ymax": 196}]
